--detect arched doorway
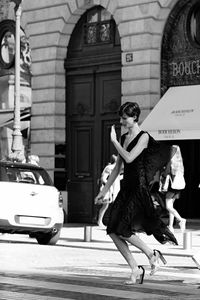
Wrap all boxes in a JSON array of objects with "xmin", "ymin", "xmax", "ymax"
[
  {"xmin": 161, "ymin": 0, "xmax": 200, "ymax": 218},
  {"xmin": 65, "ymin": 6, "xmax": 121, "ymax": 223}
]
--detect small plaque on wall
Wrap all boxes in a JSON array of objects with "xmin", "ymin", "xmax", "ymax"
[{"xmin": 126, "ymin": 53, "xmax": 133, "ymax": 63}]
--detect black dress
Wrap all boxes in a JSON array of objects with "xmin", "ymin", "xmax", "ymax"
[{"xmin": 106, "ymin": 131, "xmax": 178, "ymax": 245}]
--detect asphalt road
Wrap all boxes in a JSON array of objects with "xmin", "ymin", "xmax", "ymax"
[{"xmin": 0, "ymin": 228, "xmax": 200, "ymax": 299}]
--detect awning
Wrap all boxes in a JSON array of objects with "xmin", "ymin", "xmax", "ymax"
[
  {"xmin": 0, "ymin": 107, "xmax": 31, "ymax": 130},
  {"xmin": 141, "ymin": 85, "xmax": 200, "ymax": 140}
]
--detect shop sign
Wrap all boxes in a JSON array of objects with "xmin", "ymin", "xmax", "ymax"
[
  {"xmin": 158, "ymin": 129, "xmax": 181, "ymax": 135},
  {"xmin": 170, "ymin": 59, "xmax": 200, "ymax": 77},
  {"xmin": 171, "ymin": 109, "xmax": 194, "ymax": 117},
  {"xmin": 158, "ymin": 129, "xmax": 181, "ymax": 139}
]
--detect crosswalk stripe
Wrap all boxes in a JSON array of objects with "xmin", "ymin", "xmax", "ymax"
[
  {"xmin": 0, "ymin": 291, "xmax": 73, "ymax": 300},
  {"xmin": 52, "ymin": 264, "xmax": 200, "ymax": 280},
  {"xmin": 0, "ymin": 275, "xmax": 199, "ymax": 299},
  {"xmin": 0, "ymin": 277, "xmax": 149, "ymax": 299}
]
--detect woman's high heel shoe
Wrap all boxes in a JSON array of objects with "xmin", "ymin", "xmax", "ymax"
[
  {"xmin": 149, "ymin": 249, "xmax": 167, "ymax": 276},
  {"xmin": 124, "ymin": 265, "xmax": 145, "ymax": 285}
]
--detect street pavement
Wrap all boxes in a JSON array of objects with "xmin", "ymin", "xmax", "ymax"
[{"xmin": 0, "ymin": 219, "xmax": 200, "ymax": 299}]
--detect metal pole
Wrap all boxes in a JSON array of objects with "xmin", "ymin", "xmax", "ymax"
[
  {"xmin": 10, "ymin": 0, "xmax": 24, "ymax": 162},
  {"xmin": 183, "ymin": 231, "xmax": 192, "ymax": 250}
]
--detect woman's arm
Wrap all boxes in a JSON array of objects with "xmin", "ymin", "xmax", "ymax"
[
  {"xmin": 101, "ymin": 166, "xmax": 110, "ymax": 184},
  {"xmin": 111, "ymin": 126, "xmax": 149, "ymax": 163}
]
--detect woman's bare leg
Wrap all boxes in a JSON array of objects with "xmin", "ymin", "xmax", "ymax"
[
  {"xmin": 110, "ymin": 233, "xmax": 163, "ymax": 278},
  {"xmin": 97, "ymin": 203, "xmax": 109, "ymax": 226},
  {"xmin": 109, "ymin": 233, "xmax": 138, "ymax": 270},
  {"xmin": 166, "ymin": 197, "xmax": 182, "ymax": 222},
  {"xmin": 124, "ymin": 234, "xmax": 154, "ymax": 260},
  {"xmin": 169, "ymin": 212, "xmax": 175, "ymax": 228},
  {"xmin": 166, "ymin": 195, "xmax": 186, "ymax": 232}
]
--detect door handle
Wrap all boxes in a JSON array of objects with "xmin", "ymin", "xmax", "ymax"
[{"xmin": 76, "ymin": 173, "xmax": 90, "ymax": 179}]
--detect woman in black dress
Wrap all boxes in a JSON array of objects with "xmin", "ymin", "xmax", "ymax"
[{"xmin": 95, "ymin": 102, "xmax": 178, "ymax": 285}]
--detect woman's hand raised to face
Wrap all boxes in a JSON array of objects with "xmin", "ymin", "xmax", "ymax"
[{"xmin": 110, "ymin": 125, "xmax": 117, "ymax": 143}]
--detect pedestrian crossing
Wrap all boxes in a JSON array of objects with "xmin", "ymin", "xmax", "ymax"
[{"xmin": 0, "ymin": 272, "xmax": 199, "ymax": 300}]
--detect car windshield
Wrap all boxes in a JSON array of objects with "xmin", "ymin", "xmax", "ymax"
[{"xmin": 0, "ymin": 166, "xmax": 53, "ymax": 186}]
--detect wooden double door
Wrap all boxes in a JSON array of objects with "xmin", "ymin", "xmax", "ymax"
[{"xmin": 66, "ymin": 69, "xmax": 121, "ymax": 223}]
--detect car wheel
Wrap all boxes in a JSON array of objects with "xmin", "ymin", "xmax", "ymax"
[{"xmin": 36, "ymin": 229, "xmax": 61, "ymax": 245}]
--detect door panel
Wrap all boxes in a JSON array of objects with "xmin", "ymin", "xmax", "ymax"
[
  {"xmin": 67, "ymin": 70, "xmax": 121, "ymax": 223},
  {"xmin": 69, "ymin": 76, "xmax": 94, "ymax": 117},
  {"xmin": 99, "ymin": 78, "xmax": 121, "ymax": 115},
  {"xmin": 71, "ymin": 123, "xmax": 93, "ymax": 180},
  {"xmin": 67, "ymin": 182, "xmax": 93, "ymax": 221},
  {"xmin": 67, "ymin": 121, "xmax": 95, "ymax": 222},
  {"xmin": 97, "ymin": 72, "xmax": 121, "ymax": 167}
]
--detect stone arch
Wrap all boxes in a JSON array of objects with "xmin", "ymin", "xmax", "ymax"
[
  {"xmin": 154, "ymin": 1, "xmax": 189, "ymax": 96},
  {"xmin": 56, "ymin": 0, "xmax": 180, "ymax": 116},
  {"xmin": 50, "ymin": 1, "xmax": 121, "ymax": 172},
  {"xmin": 161, "ymin": 0, "xmax": 196, "ymax": 95},
  {"xmin": 17, "ymin": 0, "xmax": 185, "ymax": 173},
  {"xmin": 55, "ymin": 0, "xmax": 121, "ymax": 116},
  {"xmin": 18, "ymin": 0, "xmax": 121, "ymax": 174},
  {"xmin": 57, "ymin": 0, "xmax": 119, "ymax": 54},
  {"xmin": 144, "ymin": 0, "xmax": 181, "ymax": 104}
]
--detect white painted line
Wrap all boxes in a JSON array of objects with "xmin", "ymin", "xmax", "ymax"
[{"xmin": 0, "ymin": 291, "xmax": 73, "ymax": 300}]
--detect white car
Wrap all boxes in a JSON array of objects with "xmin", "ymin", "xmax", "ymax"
[{"xmin": 0, "ymin": 160, "xmax": 64, "ymax": 245}]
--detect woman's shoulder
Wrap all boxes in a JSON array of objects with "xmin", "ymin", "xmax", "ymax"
[
  {"xmin": 140, "ymin": 130, "xmax": 149, "ymax": 137},
  {"xmin": 137, "ymin": 131, "xmax": 149, "ymax": 142},
  {"xmin": 140, "ymin": 130, "xmax": 150, "ymax": 137}
]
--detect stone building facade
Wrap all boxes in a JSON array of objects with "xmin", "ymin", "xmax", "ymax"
[
  {"xmin": 0, "ymin": 0, "xmax": 200, "ymax": 222},
  {"xmin": 21, "ymin": 0, "xmax": 176, "ymax": 172}
]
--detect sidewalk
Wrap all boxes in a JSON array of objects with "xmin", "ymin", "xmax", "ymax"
[{"xmin": 61, "ymin": 219, "xmax": 200, "ymax": 269}]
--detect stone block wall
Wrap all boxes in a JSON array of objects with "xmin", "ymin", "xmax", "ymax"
[
  {"xmin": 0, "ymin": 0, "xmax": 10, "ymax": 21},
  {"xmin": 5, "ymin": 0, "xmax": 178, "ymax": 177}
]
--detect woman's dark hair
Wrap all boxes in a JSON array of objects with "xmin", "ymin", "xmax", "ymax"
[{"xmin": 119, "ymin": 102, "xmax": 141, "ymax": 122}]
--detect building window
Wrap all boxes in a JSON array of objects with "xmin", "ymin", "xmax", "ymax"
[
  {"xmin": 84, "ymin": 7, "xmax": 113, "ymax": 45},
  {"xmin": 0, "ymin": 20, "xmax": 15, "ymax": 69},
  {"xmin": 188, "ymin": 4, "xmax": 200, "ymax": 47},
  {"xmin": 1, "ymin": 31, "xmax": 15, "ymax": 66}
]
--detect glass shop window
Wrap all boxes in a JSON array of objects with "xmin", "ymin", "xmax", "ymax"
[{"xmin": 189, "ymin": 4, "xmax": 200, "ymax": 47}]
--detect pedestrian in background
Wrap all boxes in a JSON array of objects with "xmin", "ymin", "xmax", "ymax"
[
  {"xmin": 96, "ymin": 154, "xmax": 120, "ymax": 228},
  {"xmin": 95, "ymin": 102, "xmax": 178, "ymax": 285},
  {"xmin": 27, "ymin": 154, "xmax": 40, "ymax": 166},
  {"xmin": 159, "ymin": 145, "xmax": 186, "ymax": 233}
]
